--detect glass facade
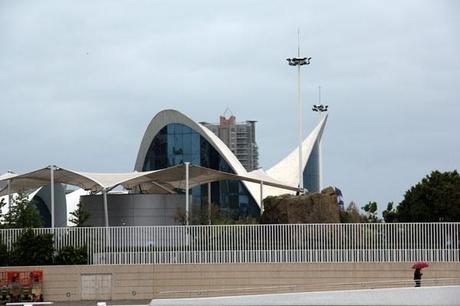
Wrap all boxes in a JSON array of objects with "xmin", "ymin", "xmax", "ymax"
[
  {"xmin": 30, "ymin": 195, "xmax": 50, "ymax": 227},
  {"xmin": 142, "ymin": 123, "xmax": 260, "ymax": 219}
]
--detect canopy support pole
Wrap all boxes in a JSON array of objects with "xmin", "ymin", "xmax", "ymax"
[
  {"xmin": 185, "ymin": 162, "xmax": 190, "ymax": 226},
  {"xmin": 7, "ymin": 179, "xmax": 11, "ymax": 211},
  {"xmin": 207, "ymin": 182, "xmax": 212, "ymax": 225},
  {"xmin": 260, "ymin": 180, "xmax": 264, "ymax": 213},
  {"xmin": 103, "ymin": 189, "xmax": 109, "ymax": 227},
  {"xmin": 50, "ymin": 165, "xmax": 55, "ymax": 228}
]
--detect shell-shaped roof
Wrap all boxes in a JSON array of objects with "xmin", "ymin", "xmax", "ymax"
[{"xmin": 134, "ymin": 109, "xmax": 261, "ymax": 205}]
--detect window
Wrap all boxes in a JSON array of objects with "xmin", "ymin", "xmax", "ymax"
[{"xmin": 142, "ymin": 123, "xmax": 260, "ymax": 219}]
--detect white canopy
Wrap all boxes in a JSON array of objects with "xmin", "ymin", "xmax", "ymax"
[
  {"xmin": 0, "ymin": 164, "xmax": 298, "ymax": 227},
  {"xmin": 0, "ymin": 164, "xmax": 298, "ymax": 197},
  {"xmin": 0, "ymin": 172, "xmax": 17, "ymax": 193}
]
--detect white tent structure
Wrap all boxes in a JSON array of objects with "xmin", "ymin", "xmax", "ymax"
[{"xmin": 0, "ymin": 164, "xmax": 297, "ymax": 228}]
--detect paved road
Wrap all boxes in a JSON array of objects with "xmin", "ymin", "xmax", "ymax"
[{"xmin": 50, "ymin": 300, "xmax": 150, "ymax": 306}]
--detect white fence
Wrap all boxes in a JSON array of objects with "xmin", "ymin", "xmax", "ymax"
[{"xmin": 1, "ymin": 223, "xmax": 459, "ymax": 265}]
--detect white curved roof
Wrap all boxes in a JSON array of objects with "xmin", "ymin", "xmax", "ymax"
[
  {"xmin": 0, "ymin": 166, "xmax": 157, "ymax": 196},
  {"xmin": 0, "ymin": 164, "xmax": 297, "ymax": 200},
  {"xmin": 134, "ymin": 109, "xmax": 261, "ymax": 205},
  {"xmin": 135, "ymin": 109, "xmax": 248, "ymax": 174},
  {"xmin": 0, "ymin": 172, "xmax": 16, "ymax": 191}
]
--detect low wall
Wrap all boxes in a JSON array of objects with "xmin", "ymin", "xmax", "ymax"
[{"xmin": 1, "ymin": 263, "xmax": 459, "ymax": 302}]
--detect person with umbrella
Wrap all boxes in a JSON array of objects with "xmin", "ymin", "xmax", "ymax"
[{"xmin": 412, "ymin": 261, "xmax": 429, "ymax": 287}]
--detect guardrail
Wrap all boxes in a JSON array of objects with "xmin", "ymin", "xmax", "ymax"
[{"xmin": 0, "ymin": 223, "xmax": 459, "ymax": 265}]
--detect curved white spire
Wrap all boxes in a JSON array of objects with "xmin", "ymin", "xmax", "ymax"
[{"xmin": 266, "ymin": 114, "xmax": 328, "ymax": 189}]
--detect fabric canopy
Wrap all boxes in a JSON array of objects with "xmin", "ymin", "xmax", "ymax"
[
  {"xmin": 0, "ymin": 164, "xmax": 298, "ymax": 197},
  {"xmin": 0, "ymin": 172, "xmax": 17, "ymax": 192}
]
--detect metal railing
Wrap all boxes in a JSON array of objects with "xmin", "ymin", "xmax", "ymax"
[{"xmin": 0, "ymin": 223, "xmax": 459, "ymax": 265}]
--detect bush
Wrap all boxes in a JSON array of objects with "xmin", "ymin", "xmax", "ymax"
[
  {"xmin": 9, "ymin": 229, "xmax": 54, "ymax": 266},
  {"xmin": 54, "ymin": 246, "xmax": 88, "ymax": 265},
  {"xmin": 0, "ymin": 243, "xmax": 8, "ymax": 266}
]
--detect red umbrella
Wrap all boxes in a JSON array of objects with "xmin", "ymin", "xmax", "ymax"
[{"xmin": 412, "ymin": 261, "xmax": 429, "ymax": 269}]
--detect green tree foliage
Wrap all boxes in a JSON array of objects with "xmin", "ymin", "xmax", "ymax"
[
  {"xmin": 396, "ymin": 170, "xmax": 460, "ymax": 222},
  {"xmin": 69, "ymin": 202, "xmax": 91, "ymax": 227},
  {"xmin": 361, "ymin": 201, "xmax": 381, "ymax": 223},
  {"xmin": 0, "ymin": 197, "xmax": 5, "ymax": 213},
  {"xmin": 9, "ymin": 229, "xmax": 54, "ymax": 266},
  {"xmin": 0, "ymin": 194, "xmax": 93, "ymax": 266},
  {"xmin": 54, "ymin": 246, "xmax": 88, "ymax": 265},
  {"xmin": 3, "ymin": 193, "xmax": 43, "ymax": 228},
  {"xmin": 0, "ymin": 243, "xmax": 8, "ymax": 266},
  {"xmin": 382, "ymin": 202, "xmax": 397, "ymax": 223},
  {"xmin": 0, "ymin": 197, "xmax": 6, "ymax": 225}
]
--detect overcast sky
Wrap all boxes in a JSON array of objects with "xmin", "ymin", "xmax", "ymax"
[{"xmin": 1, "ymin": 0, "xmax": 459, "ymax": 213}]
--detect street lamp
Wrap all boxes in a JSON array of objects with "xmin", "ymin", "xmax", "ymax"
[
  {"xmin": 286, "ymin": 30, "xmax": 311, "ymax": 192},
  {"xmin": 312, "ymin": 104, "xmax": 328, "ymax": 113}
]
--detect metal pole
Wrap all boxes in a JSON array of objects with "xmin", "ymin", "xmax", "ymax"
[
  {"xmin": 207, "ymin": 182, "xmax": 212, "ymax": 225},
  {"xmin": 297, "ymin": 29, "xmax": 304, "ymax": 191},
  {"xmin": 287, "ymin": 32, "xmax": 310, "ymax": 192},
  {"xmin": 103, "ymin": 189, "xmax": 109, "ymax": 227},
  {"xmin": 7, "ymin": 179, "xmax": 11, "ymax": 211},
  {"xmin": 318, "ymin": 138, "xmax": 322, "ymax": 191},
  {"xmin": 50, "ymin": 165, "xmax": 55, "ymax": 228},
  {"xmin": 298, "ymin": 61, "xmax": 303, "ymax": 190},
  {"xmin": 185, "ymin": 162, "xmax": 190, "ymax": 226},
  {"xmin": 260, "ymin": 181, "xmax": 264, "ymax": 213},
  {"xmin": 318, "ymin": 87, "xmax": 322, "ymax": 191}
]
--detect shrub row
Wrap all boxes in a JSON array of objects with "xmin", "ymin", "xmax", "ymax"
[{"xmin": 0, "ymin": 229, "xmax": 87, "ymax": 266}]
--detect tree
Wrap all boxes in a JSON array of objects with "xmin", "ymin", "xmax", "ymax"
[
  {"xmin": 361, "ymin": 201, "xmax": 381, "ymax": 223},
  {"xmin": 396, "ymin": 170, "xmax": 460, "ymax": 222},
  {"xmin": 69, "ymin": 202, "xmax": 91, "ymax": 227},
  {"xmin": 0, "ymin": 197, "xmax": 5, "ymax": 226},
  {"xmin": 0, "ymin": 243, "xmax": 8, "ymax": 266},
  {"xmin": 54, "ymin": 246, "xmax": 88, "ymax": 265},
  {"xmin": 382, "ymin": 202, "xmax": 397, "ymax": 223},
  {"xmin": 9, "ymin": 229, "xmax": 54, "ymax": 266},
  {"xmin": 3, "ymin": 193, "xmax": 43, "ymax": 228}
]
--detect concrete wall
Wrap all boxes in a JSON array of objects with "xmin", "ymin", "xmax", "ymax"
[
  {"xmin": 82, "ymin": 194, "xmax": 186, "ymax": 226},
  {"xmin": 1, "ymin": 263, "xmax": 459, "ymax": 302}
]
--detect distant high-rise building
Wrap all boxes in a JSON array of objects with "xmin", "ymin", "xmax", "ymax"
[{"xmin": 201, "ymin": 115, "xmax": 259, "ymax": 172}]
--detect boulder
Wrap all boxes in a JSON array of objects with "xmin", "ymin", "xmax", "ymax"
[{"xmin": 260, "ymin": 186, "xmax": 341, "ymax": 224}]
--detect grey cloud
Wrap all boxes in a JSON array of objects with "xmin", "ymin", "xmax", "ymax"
[{"xmin": 1, "ymin": 0, "xmax": 459, "ymax": 213}]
